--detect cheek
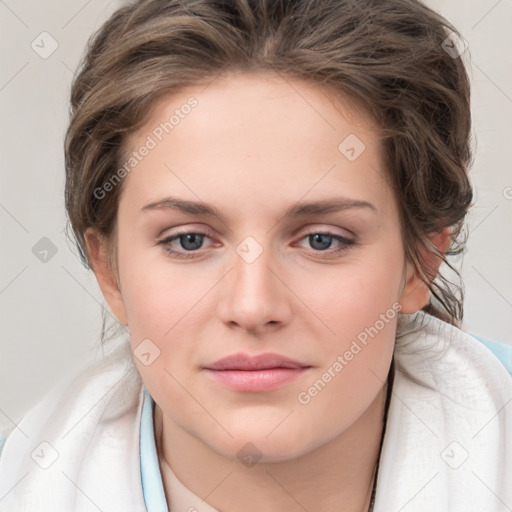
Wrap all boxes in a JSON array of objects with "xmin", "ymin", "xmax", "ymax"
[
  {"xmin": 291, "ymin": 253, "xmax": 400, "ymax": 400},
  {"xmin": 294, "ymin": 279, "xmax": 398, "ymax": 446},
  {"xmin": 293, "ymin": 252, "xmax": 403, "ymax": 338},
  {"xmin": 118, "ymin": 244, "xmax": 198, "ymax": 336},
  {"xmin": 118, "ymin": 253, "xmax": 213, "ymax": 386}
]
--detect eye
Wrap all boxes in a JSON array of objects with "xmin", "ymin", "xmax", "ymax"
[
  {"xmin": 296, "ymin": 231, "xmax": 356, "ymax": 255},
  {"xmin": 158, "ymin": 231, "xmax": 213, "ymax": 259}
]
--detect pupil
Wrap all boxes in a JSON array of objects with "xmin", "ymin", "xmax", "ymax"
[
  {"xmin": 182, "ymin": 233, "xmax": 203, "ymax": 250},
  {"xmin": 311, "ymin": 234, "xmax": 331, "ymax": 250}
]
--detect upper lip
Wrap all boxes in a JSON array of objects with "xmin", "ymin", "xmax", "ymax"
[{"xmin": 204, "ymin": 352, "xmax": 310, "ymax": 371}]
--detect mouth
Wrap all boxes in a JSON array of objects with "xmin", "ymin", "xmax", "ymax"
[{"xmin": 202, "ymin": 352, "xmax": 312, "ymax": 392}]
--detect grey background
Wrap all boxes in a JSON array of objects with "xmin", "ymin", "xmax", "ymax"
[{"xmin": 1, "ymin": 0, "xmax": 511, "ymax": 429}]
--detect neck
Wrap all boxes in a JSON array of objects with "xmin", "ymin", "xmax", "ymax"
[{"xmin": 154, "ymin": 380, "xmax": 389, "ymax": 512}]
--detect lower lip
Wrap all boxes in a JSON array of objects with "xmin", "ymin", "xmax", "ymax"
[{"xmin": 204, "ymin": 368, "xmax": 309, "ymax": 392}]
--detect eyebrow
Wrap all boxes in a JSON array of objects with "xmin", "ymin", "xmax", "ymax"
[{"xmin": 141, "ymin": 196, "xmax": 377, "ymax": 222}]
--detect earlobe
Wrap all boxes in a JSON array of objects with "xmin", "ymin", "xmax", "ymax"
[
  {"xmin": 84, "ymin": 228, "xmax": 128, "ymax": 326},
  {"xmin": 399, "ymin": 262, "xmax": 429, "ymax": 314},
  {"xmin": 399, "ymin": 227, "xmax": 451, "ymax": 314}
]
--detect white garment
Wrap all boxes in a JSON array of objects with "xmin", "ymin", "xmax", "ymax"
[
  {"xmin": 0, "ymin": 341, "xmax": 146, "ymax": 511},
  {"xmin": 0, "ymin": 311, "xmax": 511, "ymax": 512},
  {"xmin": 375, "ymin": 313, "xmax": 512, "ymax": 511}
]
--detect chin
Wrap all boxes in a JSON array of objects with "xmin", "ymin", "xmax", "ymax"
[{"xmin": 201, "ymin": 425, "xmax": 320, "ymax": 465}]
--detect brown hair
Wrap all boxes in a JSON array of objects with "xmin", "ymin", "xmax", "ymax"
[{"xmin": 64, "ymin": 0, "xmax": 474, "ymax": 344}]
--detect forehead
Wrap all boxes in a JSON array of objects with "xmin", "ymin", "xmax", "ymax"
[
  {"xmin": 125, "ymin": 70, "xmax": 378, "ymax": 152},
  {"xmin": 119, "ymin": 71, "xmax": 394, "ymax": 220}
]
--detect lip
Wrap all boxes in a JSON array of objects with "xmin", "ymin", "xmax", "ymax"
[
  {"xmin": 202, "ymin": 352, "xmax": 311, "ymax": 392},
  {"xmin": 204, "ymin": 352, "xmax": 309, "ymax": 371}
]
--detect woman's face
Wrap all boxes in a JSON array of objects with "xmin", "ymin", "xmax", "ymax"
[{"xmin": 91, "ymin": 71, "xmax": 422, "ymax": 461}]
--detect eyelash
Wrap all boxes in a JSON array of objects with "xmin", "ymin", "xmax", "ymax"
[{"xmin": 157, "ymin": 230, "xmax": 356, "ymax": 259}]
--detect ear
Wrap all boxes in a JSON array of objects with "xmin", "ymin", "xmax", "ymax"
[
  {"xmin": 399, "ymin": 227, "xmax": 451, "ymax": 314},
  {"xmin": 84, "ymin": 227, "xmax": 128, "ymax": 325}
]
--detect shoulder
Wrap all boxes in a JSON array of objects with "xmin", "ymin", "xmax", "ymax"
[
  {"xmin": 394, "ymin": 311, "xmax": 512, "ymax": 398},
  {"xmin": 378, "ymin": 314, "xmax": 512, "ymax": 509},
  {"xmin": 0, "ymin": 342, "xmax": 138, "ymax": 460},
  {"xmin": 0, "ymin": 344, "xmax": 146, "ymax": 509}
]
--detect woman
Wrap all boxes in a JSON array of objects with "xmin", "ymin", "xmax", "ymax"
[{"xmin": 1, "ymin": 0, "xmax": 511, "ymax": 511}]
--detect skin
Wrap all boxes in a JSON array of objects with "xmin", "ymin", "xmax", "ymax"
[{"xmin": 86, "ymin": 71, "xmax": 449, "ymax": 511}]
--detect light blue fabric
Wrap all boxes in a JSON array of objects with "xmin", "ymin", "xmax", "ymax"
[
  {"xmin": 468, "ymin": 333, "xmax": 512, "ymax": 375},
  {"xmin": 140, "ymin": 386, "xmax": 169, "ymax": 512}
]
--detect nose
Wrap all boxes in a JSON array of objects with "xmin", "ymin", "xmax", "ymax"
[{"xmin": 217, "ymin": 239, "xmax": 293, "ymax": 335}]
